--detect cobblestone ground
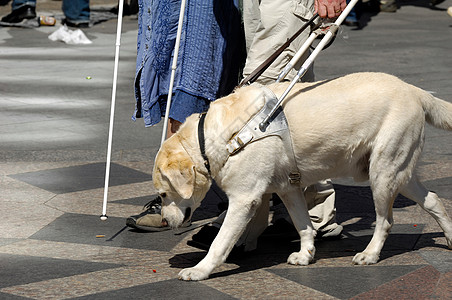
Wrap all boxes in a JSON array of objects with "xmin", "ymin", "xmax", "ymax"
[{"xmin": 0, "ymin": 0, "xmax": 451, "ymax": 299}]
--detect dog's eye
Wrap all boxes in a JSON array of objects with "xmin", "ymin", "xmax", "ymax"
[{"xmin": 160, "ymin": 193, "xmax": 167, "ymax": 198}]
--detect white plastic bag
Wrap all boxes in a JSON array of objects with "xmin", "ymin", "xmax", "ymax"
[{"xmin": 48, "ymin": 25, "xmax": 92, "ymax": 45}]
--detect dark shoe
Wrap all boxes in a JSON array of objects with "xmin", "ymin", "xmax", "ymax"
[
  {"xmin": 129, "ymin": 0, "xmax": 139, "ymax": 15},
  {"xmin": 126, "ymin": 196, "xmax": 170, "ymax": 232},
  {"xmin": 110, "ymin": 3, "xmax": 131, "ymax": 16},
  {"xmin": 344, "ymin": 17, "xmax": 359, "ymax": 27},
  {"xmin": 380, "ymin": 0, "xmax": 397, "ymax": 12},
  {"xmin": 316, "ymin": 224, "xmax": 344, "ymax": 240},
  {"xmin": 187, "ymin": 225, "xmax": 219, "ymax": 250},
  {"xmin": 187, "ymin": 224, "xmax": 249, "ymax": 258},
  {"xmin": 126, "ymin": 196, "xmax": 191, "ymax": 232},
  {"xmin": 361, "ymin": 0, "xmax": 381, "ymax": 13},
  {"xmin": 430, "ymin": 0, "xmax": 445, "ymax": 6},
  {"xmin": 261, "ymin": 219, "xmax": 298, "ymax": 239},
  {"xmin": 1, "ymin": 5, "xmax": 36, "ymax": 23},
  {"xmin": 262, "ymin": 219, "xmax": 343, "ymax": 240},
  {"xmin": 63, "ymin": 18, "xmax": 90, "ymax": 28}
]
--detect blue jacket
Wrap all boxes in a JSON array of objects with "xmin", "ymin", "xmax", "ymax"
[{"xmin": 133, "ymin": 0, "xmax": 245, "ymax": 126}]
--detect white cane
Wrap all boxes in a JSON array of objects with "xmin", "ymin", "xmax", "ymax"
[
  {"xmin": 101, "ymin": 0, "xmax": 125, "ymax": 221},
  {"xmin": 160, "ymin": 0, "xmax": 187, "ymax": 146}
]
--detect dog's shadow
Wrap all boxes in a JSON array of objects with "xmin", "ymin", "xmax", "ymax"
[
  {"xmin": 169, "ymin": 184, "xmax": 449, "ymax": 279},
  {"xmin": 169, "ymin": 230, "xmax": 448, "ymax": 280}
]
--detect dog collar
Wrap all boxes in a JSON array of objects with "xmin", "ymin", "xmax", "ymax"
[{"xmin": 198, "ymin": 113, "xmax": 211, "ymax": 175}]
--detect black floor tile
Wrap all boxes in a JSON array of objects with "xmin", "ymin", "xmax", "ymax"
[
  {"xmin": 258, "ymin": 223, "xmax": 424, "ymax": 256},
  {"xmin": 334, "ymin": 184, "xmax": 416, "ymax": 215},
  {"xmin": 0, "ymin": 253, "xmax": 122, "ymax": 289},
  {"xmin": 9, "ymin": 163, "xmax": 152, "ymax": 194},
  {"xmin": 418, "ymin": 250, "xmax": 452, "ymax": 273},
  {"xmin": 113, "ymin": 195, "xmax": 155, "ymax": 207},
  {"xmin": 71, "ymin": 279, "xmax": 237, "ymax": 299},
  {"xmin": 268, "ymin": 265, "xmax": 425, "ymax": 299},
  {"xmin": 0, "ymin": 292, "xmax": 31, "ymax": 299},
  {"xmin": 29, "ymin": 213, "xmax": 190, "ymax": 251},
  {"xmin": 423, "ymin": 177, "xmax": 452, "ymax": 198},
  {"xmin": 344, "ymin": 224, "xmax": 425, "ymax": 251}
]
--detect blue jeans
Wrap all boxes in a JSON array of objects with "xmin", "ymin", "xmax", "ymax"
[
  {"xmin": 11, "ymin": 0, "xmax": 36, "ymax": 11},
  {"xmin": 62, "ymin": 0, "xmax": 90, "ymax": 22},
  {"xmin": 346, "ymin": 0, "xmax": 359, "ymax": 22}
]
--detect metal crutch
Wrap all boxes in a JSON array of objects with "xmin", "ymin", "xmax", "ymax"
[{"xmin": 259, "ymin": 0, "xmax": 359, "ymax": 132}]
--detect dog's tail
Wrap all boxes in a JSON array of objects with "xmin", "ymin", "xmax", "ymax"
[{"xmin": 421, "ymin": 93, "xmax": 452, "ymax": 131}]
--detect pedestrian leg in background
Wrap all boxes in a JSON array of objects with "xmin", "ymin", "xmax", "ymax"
[
  {"xmin": 344, "ymin": 0, "xmax": 361, "ymax": 27},
  {"xmin": 62, "ymin": 0, "xmax": 90, "ymax": 28},
  {"xmin": 1, "ymin": 0, "xmax": 36, "ymax": 23}
]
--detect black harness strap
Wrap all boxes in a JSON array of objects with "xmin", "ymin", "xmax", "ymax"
[
  {"xmin": 198, "ymin": 113, "xmax": 211, "ymax": 175},
  {"xmin": 237, "ymin": 13, "xmax": 319, "ymax": 88}
]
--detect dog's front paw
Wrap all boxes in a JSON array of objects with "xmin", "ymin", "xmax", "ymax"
[
  {"xmin": 178, "ymin": 267, "xmax": 210, "ymax": 281},
  {"xmin": 352, "ymin": 252, "xmax": 379, "ymax": 265},
  {"xmin": 287, "ymin": 248, "xmax": 315, "ymax": 266}
]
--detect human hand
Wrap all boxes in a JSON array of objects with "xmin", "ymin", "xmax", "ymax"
[{"xmin": 315, "ymin": 0, "xmax": 347, "ymax": 19}]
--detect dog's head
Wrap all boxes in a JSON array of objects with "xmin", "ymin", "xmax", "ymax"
[
  {"xmin": 153, "ymin": 85, "xmax": 269, "ymax": 228},
  {"xmin": 153, "ymin": 124, "xmax": 211, "ymax": 228}
]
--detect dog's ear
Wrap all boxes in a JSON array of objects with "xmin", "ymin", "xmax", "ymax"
[{"xmin": 160, "ymin": 159, "xmax": 195, "ymax": 200}]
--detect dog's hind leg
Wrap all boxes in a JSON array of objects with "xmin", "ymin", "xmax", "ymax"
[
  {"xmin": 353, "ymin": 168, "xmax": 400, "ymax": 265},
  {"xmin": 353, "ymin": 186, "xmax": 396, "ymax": 265},
  {"xmin": 400, "ymin": 176, "xmax": 452, "ymax": 249},
  {"xmin": 278, "ymin": 189, "xmax": 316, "ymax": 265},
  {"xmin": 353, "ymin": 114, "xmax": 427, "ymax": 265}
]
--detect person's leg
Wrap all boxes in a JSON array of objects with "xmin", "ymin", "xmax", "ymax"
[
  {"xmin": 242, "ymin": 0, "xmax": 261, "ymax": 53},
  {"xmin": 243, "ymin": 0, "xmax": 315, "ymax": 83},
  {"xmin": 167, "ymin": 118, "xmax": 182, "ymax": 138},
  {"xmin": 11, "ymin": 0, "xmax": 36, "ymax": 11},
  {"xmin": 127, "ymin": 91, "xmax": 210, "ymax": 231},
  {"xmin": 344, "ymin": 0, "xmax": 359, "ymax": 27},
  {"xmin": 62, "ymin": 0, "xmax": 90, "ymax": 25},
  {"xmin": 2, "ymin": 0, "xmax": 36, "ymax": 23},
  {"xmin": 265, "ymin": 180, "xmax": 342, "ymax": 240},
  {"xmin": 188, "ymin": 0, "xmax": 316, "ymax": 251},
  {"xmin": 246, "ymin": 0, "xmax": 341, "ymax": 239},
  {"xmin": 305, "ymin": 180, "xmax": 343, "ymax": 238}
]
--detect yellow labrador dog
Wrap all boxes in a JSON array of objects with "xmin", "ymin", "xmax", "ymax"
[{"xmin": 153, "ymin": 72, "xmax": 452, "ymax": 281}]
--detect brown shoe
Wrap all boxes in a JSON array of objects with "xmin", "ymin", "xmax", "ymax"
[{"xmin": 126, "ymin": 196, "xmax": 190, "ymax": 232}]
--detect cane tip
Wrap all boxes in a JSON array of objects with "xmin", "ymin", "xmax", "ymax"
[{"xmin": 100, "ymin": 215, "xmax": 108, "ymax": 221}]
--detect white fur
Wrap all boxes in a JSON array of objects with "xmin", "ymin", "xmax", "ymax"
[{"xmin": 153, "ymin": 72, "xmax": 452, "ymax": 281}]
